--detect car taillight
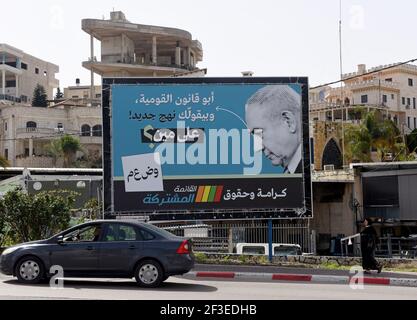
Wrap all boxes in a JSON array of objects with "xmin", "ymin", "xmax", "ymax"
[{"xmin": 177, "ymin": 240, "xmax": 191, "ymax": 254}]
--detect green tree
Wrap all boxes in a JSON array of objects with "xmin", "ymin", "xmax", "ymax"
[
  {"xmin": 0, "ymin": 188, "xmax": 76, "ymax": 243},
  {"xmin": 83, "ymin": 198, "xmax": 102, "ymax": 220},
  {"xmin": 46, "ymin": 139, "xmax": 64, "ymax": 166},
  {"xmin": 32, "ymin": 84, "xmax": 48, "ymax": 107},
  {"xmin": 46, "ymin": 135, "xmax": 83, "ymax": 167},
  {"xmin": 61, "ymin": 135, "xmax": 83, "ymax": 167},
  {"xmin": 406, "ymin": 129, "xmax": 417, "ymax": 154},
  {"xmin": 344, "ymin": 111, "xmax": 405, "ymax": 163},
  {"xmin": 0, "ymin": 201, "xmax": 7, "ymax": 247},
  {"xmin": 55, "ymin": 87, "xmax": 64, "ymax": 100},
  {"xmin": 0, "ymin": 155, "xmax": 9, "ymax": 168},
  {"xmin": 345, "ymin": 123, "xmax": 372, "ymax": 163}
]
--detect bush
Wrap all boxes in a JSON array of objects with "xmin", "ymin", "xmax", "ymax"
[{"xmin": 0, "ymin": 188, "xmax": 77, "ymax": 243}]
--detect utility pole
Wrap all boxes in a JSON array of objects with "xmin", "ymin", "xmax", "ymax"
[{"xmin": 339, "ymin": 0, "xmax": 345, "ymax": 167}]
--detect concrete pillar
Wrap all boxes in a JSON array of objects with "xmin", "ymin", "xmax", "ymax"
[
  {"xmin": 15, "ymin": 74, "xmax": 19, "ymax": 98},
  {"xmin": 187, "ymin": 47, "xmax": 192, "ymax": 68},
  {"xmin": 90, "ymin": 34, "xmax": 95, "ymax": 102},
  {"xmin": 29, "ymin": 138, "xmax": 33, "ymax": 157},
  {"xmin": 175, "ymin": 41, "xmax": 181, "ymax": 66},
  {"xmin": 184, "ymin": 47, "xmax": 190, "ymax": 66},
  {"xmin": 1, "ymin": 70, "xmax": 5, "ymax": 95},
  {"xmin": 152, "ymin": 36, "xmax": 157, "ymax": 65}
]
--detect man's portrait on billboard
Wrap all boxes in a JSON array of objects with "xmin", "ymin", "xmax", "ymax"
[{"xmin": 246, "ymin": 85, "xmax": 303, "ymax": 174}]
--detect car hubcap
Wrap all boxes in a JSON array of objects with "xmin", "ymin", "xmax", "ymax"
[
  {"xmin": 20, "ymin": 261, "xmax": 40, "ymax": 281},
  {"xmin": 139, "ymin": 264, "xmax": 158, "ymax": 284}
]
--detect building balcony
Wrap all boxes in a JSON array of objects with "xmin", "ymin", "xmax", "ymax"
[
  {"xmin": 0, "ymin": 63, "xmax": 23, "ymax": 75},
  {"xmin": 82, "ymin": 60, "xmax": 199, "ymax": 77},
  {"xmin": 0, "ymin": 94, "xmax": 21, "ymax": 103},
  {"xmin": 16, "ymin": 127, "xmax": 80, "ymax": 139}
]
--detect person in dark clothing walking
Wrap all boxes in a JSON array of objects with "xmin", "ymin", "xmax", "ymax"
[{"xmin": 360, "ymin": 218, "xmax": 382, "ymax": 274}]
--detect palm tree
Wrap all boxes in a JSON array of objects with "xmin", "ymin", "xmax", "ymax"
[
  {"xmin": 345, "ymin": 123, "xmax": 372, "ymax": 163},
  {"xmin": 60, "ymin": 135, "xmax": 83, "ymax": 167},
  {"xmin": 46, "ymin": 139, "xmax": 63, "ymax": 166},
  {"xmin": 46, "ymin": 135, "xmax": 83, "ymax": 167},
  {"xmin": 344, "ymin": 110, "xmax": 405, "ymax": 163}
]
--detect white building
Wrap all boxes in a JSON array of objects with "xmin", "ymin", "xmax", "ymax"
[
  {"xmin": 310, "ymin": 63, "xmax": 417, "ymax": 133},
  {"xmin": 0, "ymin": 102, "xmax": 102, "ymax": 167},
  {"xmin": 0, "ymin": 44, "xmax": 59, "ymax": 104}
]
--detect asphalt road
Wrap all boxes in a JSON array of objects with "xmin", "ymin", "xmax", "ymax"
[{"xmin": 0, "ymin": 274, "xmax": 417, "ymax": 300}]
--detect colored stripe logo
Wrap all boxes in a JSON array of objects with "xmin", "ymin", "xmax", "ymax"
[{"xmin": 195, "ymin": 186, "xmax": 224, "ymax": 203}]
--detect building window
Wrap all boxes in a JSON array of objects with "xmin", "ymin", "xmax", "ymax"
[
  {"xmin": 402, "ymin": 97, "xmax": 406, "ymax": 105},
  {"xmin": 385, "ymin": 78, "xmax": 392, "ymax": 82},
  {"xmin": 25, "ymin": 148, "xmax": 30, "ymax": 157},
  {"xmin": 81, "ymin": 124, "xmax": 91, "ymax": 136},
  {"xmin": 408, "ymin": 117, "xmax": 411, "ymax": 128},
  {"xmin": 415, "ymin": 118, "xmax": 417, "ymax": 129},
  {"xmin": 44, "ymin": 71, "xmax": 47, "ymax": 76},
  {"xmin": 26, "ymin": 121, "xmax": 37, "ymax": 132},
  {"xmin": 35, "ymin": 68, "xmax": 39, "ymax": 74},
  {"xmin": 361, "ymin": 95, "xmax": 368, "ymax": 104},
  {"xmin": 92, "ymin": 125, "xmax": 102, "ymax": 137},
  {"xmin": 21, "ymin": 62, "xmax": 28, "ymax": 70},
  {"xmin": 72, "ymin": 95, "xmax": 79, "ymax": 99},
  {"xmin": 4, "ymin": 149, "xmax": 8, "ymax": 160},
  {"xmin": 409, "ymin": 78, "xmax": 414, "ymax": 86},
  {"xmin": 95, "ymin": 94, "xmax": 102, "ymax": 99},
  {"xmin": 414, "ymin": 98, "xmax": 416, "ymax": 109},
  {"xmin": 4, "ymin": 122, "xmax": 7, "ymax": 131},
  {"xmin": 391, "ymin": 94, "xmax": 395, "ymax": 100},
  {"xmin": 382, "ymin": 95, "xmax": 387, "ymax": 103},
  {"xmin": 6, "ymin": 80, "xmax": 16, "ymax": 87},
  {"xmin": 407, "ymin": 98, "xmax": 411, "ymax": 106},
  {"xmin": 21, "ymin": 95, "xmax": 28, "ymax": 103},
  {"xmin": 56, "ymin": 123, "xmax": 64, "ymax": 132}
]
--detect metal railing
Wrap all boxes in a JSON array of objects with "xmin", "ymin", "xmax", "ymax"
[
  {"xmin": 341, "ymin": 234, "xmax": 417, "ymax": 259},
  {"xmin": 157, "ymin": 220, "xmax": 312, "ymax": 254},
  {"xmin": 0, "ymin": 94, "xmax": 21, "ymax": 103}
]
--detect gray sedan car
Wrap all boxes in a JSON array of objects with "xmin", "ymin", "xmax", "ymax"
[{"xmin": 0, "ymin": 220, "xmax": 194, "ymax": 287}]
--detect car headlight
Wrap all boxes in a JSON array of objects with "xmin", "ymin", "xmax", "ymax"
[{"xmin": 2, "ymin": 247, "xmax": 19, "ymax": 256}]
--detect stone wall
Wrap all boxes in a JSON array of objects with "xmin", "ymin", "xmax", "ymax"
[
  {"xmin": 200, "ymin": 252, "xmax": 416, "ymax": 267},
  {"xmin": 312, "ymin": 121, "xmax": 343, "ymax": 170}
]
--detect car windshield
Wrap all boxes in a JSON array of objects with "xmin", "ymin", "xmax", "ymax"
[
  {"xmin": 242, "ymin": 246, "xmax": 265, "ymax": 255},
  {"xmin": 274, "ymin": 246, "xmax": 300, "ymax": 256}
]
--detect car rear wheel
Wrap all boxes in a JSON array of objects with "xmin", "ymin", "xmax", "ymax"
[
  {"xmin": 15, "ymin": 257, "xmax": 44, "ymax": 284},
  {"xmin": 134, "ymin": 259, "xmax": 164, "ymax": 288}
]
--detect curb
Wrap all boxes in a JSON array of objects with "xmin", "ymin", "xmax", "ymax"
[{"xmin": 183, "ymin": 271, "xmax": 417, "ymax": 288}]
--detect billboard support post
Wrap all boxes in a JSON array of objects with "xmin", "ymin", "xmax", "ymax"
[{"xmin": 268, "ymin": 219, "xmax": 273, "ymax": 262}]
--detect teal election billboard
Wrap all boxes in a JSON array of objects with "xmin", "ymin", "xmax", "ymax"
[{"xmin": 103, "ymin": 77, "xmax": 312, "ymax": 221}]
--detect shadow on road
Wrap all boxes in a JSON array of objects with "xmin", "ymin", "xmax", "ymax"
[{"xmin": 2, "ymin": 278, "xmax": 218, "ymax": 293}]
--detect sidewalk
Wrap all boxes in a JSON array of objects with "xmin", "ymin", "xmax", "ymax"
[{"xmin": 180, "ymin": 264, "xmax": 417, "ymax": 288}]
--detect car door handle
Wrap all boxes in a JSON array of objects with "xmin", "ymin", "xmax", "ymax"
[
  {"xmin": 86, "ymin": 246, "xmax": 94, "ymax": 251},
  {"xmin": 129, "ymin": 245, "xmax": 136, "ymax": 250}
]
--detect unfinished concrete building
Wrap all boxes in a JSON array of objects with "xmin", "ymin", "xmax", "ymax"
[{"xmin": 82, "ymin": 11, "xmax": 205, "ymax": 97}]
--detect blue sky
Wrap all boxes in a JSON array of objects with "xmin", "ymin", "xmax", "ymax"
[{"xmin": 2, "ymin": 0, "xmax": 416, "ymax": 88}]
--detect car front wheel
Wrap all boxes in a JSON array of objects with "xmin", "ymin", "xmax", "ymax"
[
  {"xmin": 134, "ymin": 259, "xmax": 164, "ymax": 288},
  {"xmin": 15, "ymin": 256, "xmax": 44, "ymax": 284}
]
